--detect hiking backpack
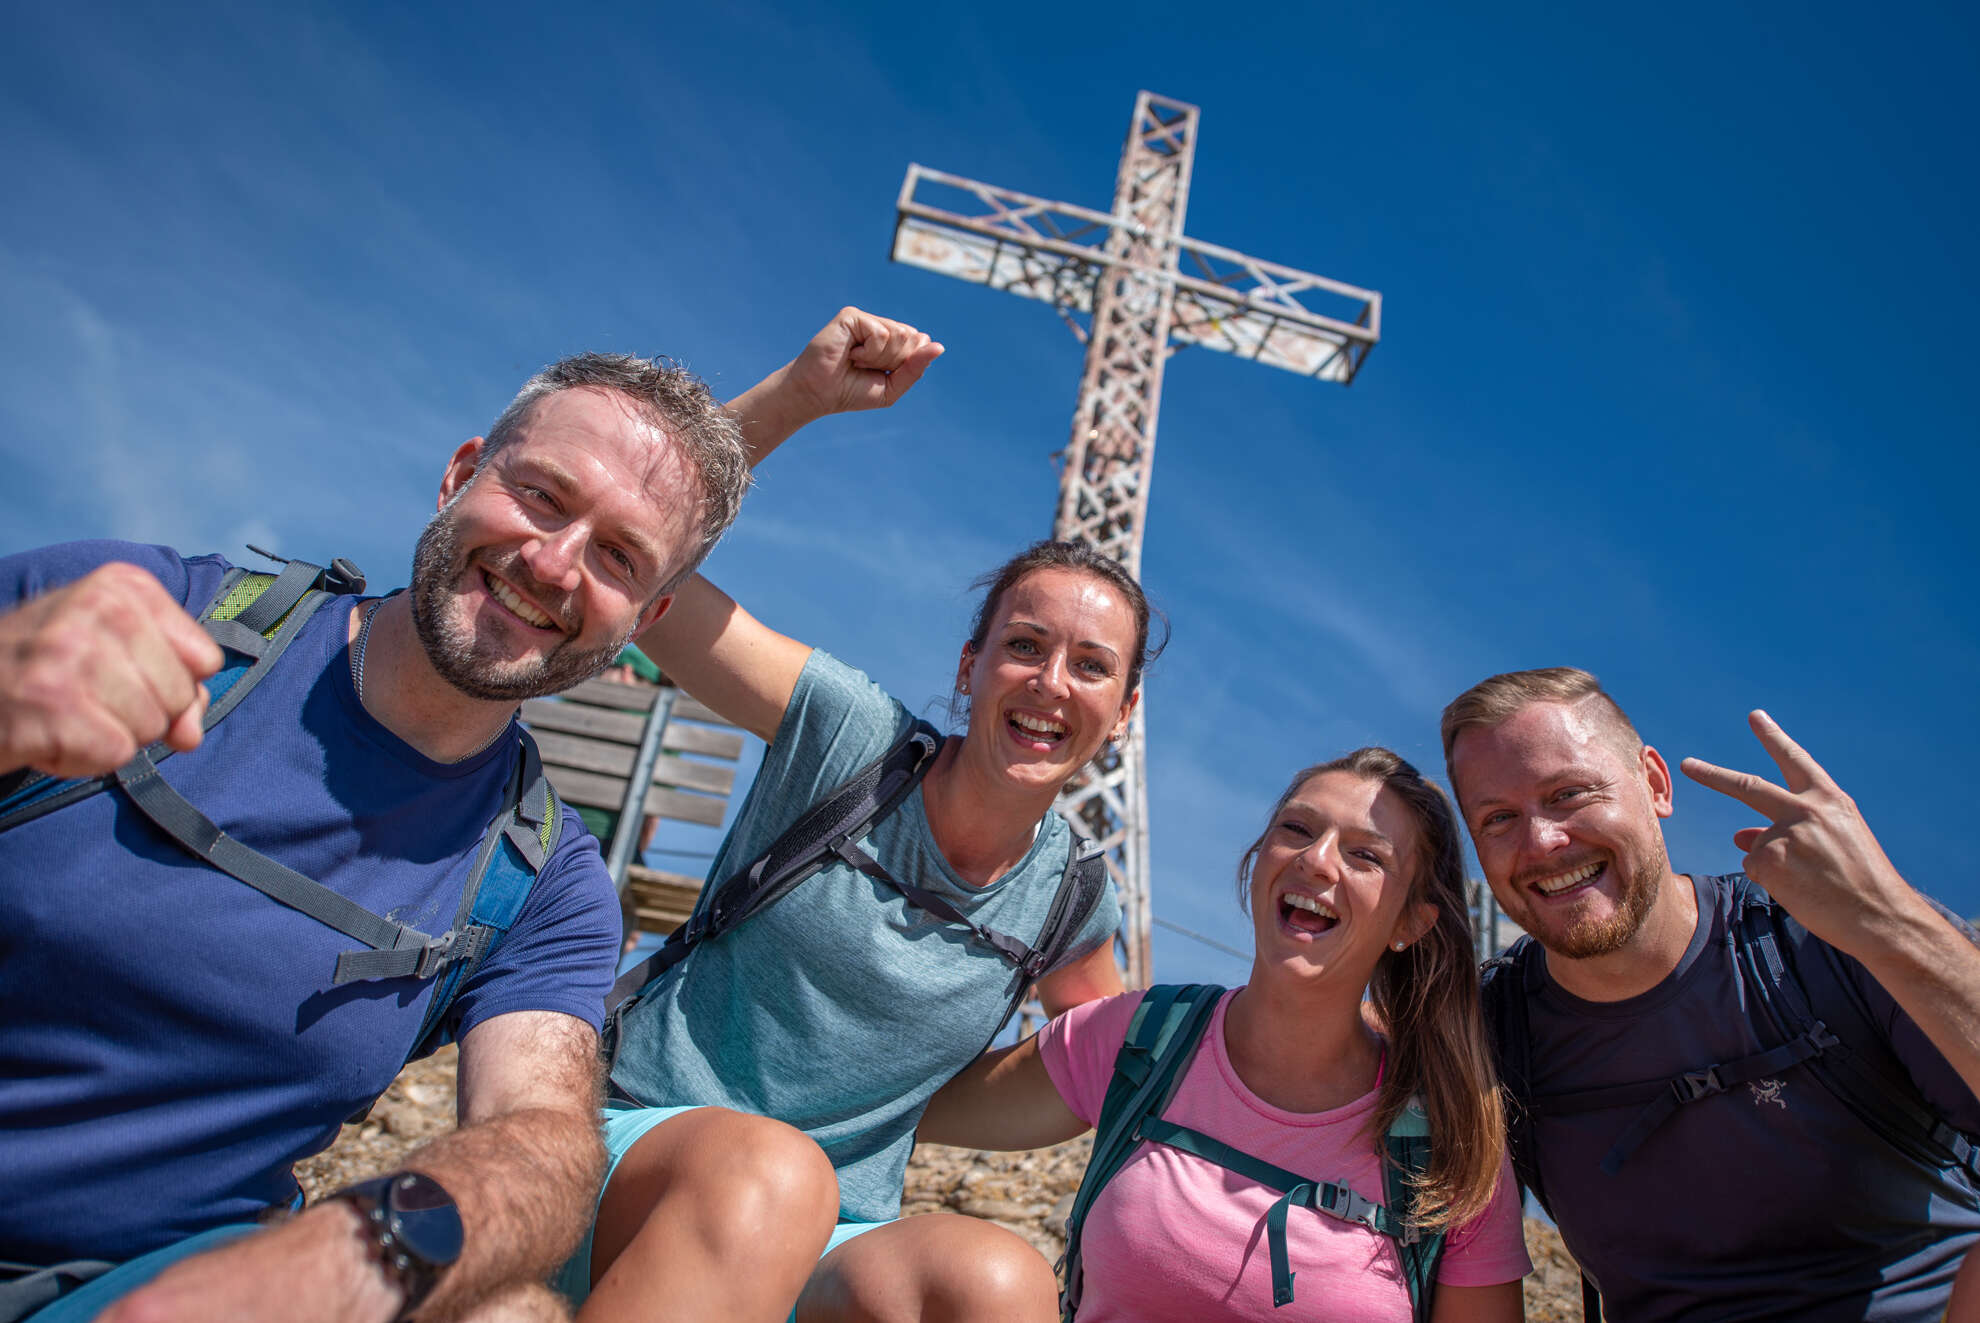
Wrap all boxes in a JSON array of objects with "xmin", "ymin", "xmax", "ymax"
[
  {"xmin": 1060, "ymin": 983, "xmax": 1448, "ymax": 1322},
  {"xmin": 600, "ymin": 716, "xmax": 1114, "ymax": 1082},
  {"xmin": 1481, "ymin": 873, "xmax": 1980, "ymax": 1322},
  {"xmin": 0, "ymin": 552, "xmax": 562, "ymax": 1063}
]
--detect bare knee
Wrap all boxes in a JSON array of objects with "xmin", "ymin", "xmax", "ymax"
[
  {"xmin": 594, "ymin": 1108, "xmax": 838, "ymax": 1281},
  {"xmin": 804, "ymin": 1215, "xmax": 1057, "ymax": 1323},
  {"xmin": 461, "ymin": 1281, "xmax": 571, "ymax": 1323}
]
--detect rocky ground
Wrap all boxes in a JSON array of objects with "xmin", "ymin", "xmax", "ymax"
[{"xmin": 297, "ymin": 1049, "xmax": 1584, "ymax": 1319}]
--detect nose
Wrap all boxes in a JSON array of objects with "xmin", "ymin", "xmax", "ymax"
[
  {"xmin": 1028, "ymin": 649, "xmax": 1072, "ymax": 699},
  {"xmin": 1295, "ymin": 828, "xmax": 1344, "ymax": 882},
  {"xmin": 1521, "ymin": 813, "xmax": 1571, "ymax": 856},
  {"xmin": 520, "ymin": 523, "xmax": 585, "ymax": 593}
]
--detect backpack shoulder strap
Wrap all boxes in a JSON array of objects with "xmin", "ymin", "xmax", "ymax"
[
  {"xmin": 1480, "ymin": 936, "xmax": 1551, "ymax": 1217},
  {"xmin": 1060, "ymin": 984, "xmax": 1222, "ymax": 1320},
  {"xmin": 0, "ymin": 556, "xmax": 363, "ymax": 833},
  {"xmin": 1381, "ymin": 1100, "xmax": 1447, "ymax": 1323},
  {"xmin": 1728, "ymin": 874, "xmax": 1980, "ymax": 1185},
  {"xmin": 981, "ymin": 837, "xmax": 1114, "ymax": 1048},
  {"xmin": 601, "ymin": 717, "xmax": 942, "ymax": 1048},
  {"xmin": 407, "ymin": 731, "xmax": 562, "ymax": 1061}
]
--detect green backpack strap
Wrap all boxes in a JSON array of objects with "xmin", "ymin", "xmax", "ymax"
[
  {"xmin": 1381, "ymin": 1099, "xmax": 1447, "ymax": 1323},
  {"xmin": 1060, "ymin": 983, "xmax": 1223, "ymax": 1321}
]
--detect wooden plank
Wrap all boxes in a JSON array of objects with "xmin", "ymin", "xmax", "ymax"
[
  {"xmin": 672, "ymin": 694, "xmax": 730, "ymax": 726},
  {"xmin": 627, "ymin": 863, "xmax": 705, "ymax": 892},
  {"xmin": 625, "ymin": 865, "xmax": 703, "ymax": 935},
  {"xmin": 561, "ymin": 676, "xmax": 658, "ymax": 712},
  {"xmin": 663, "ymin": 724, "xmax": 745, "ymax": 760},
  {"xmin": 521, "ymin": 699, "xmax": 645, "ymax": 745},
  {"xmin": 542, "ymin": 766, "xmax": 728, "ymax": 826},
  {"xmin": 532, "ymin": 730, "xmax": 735, "ymax": 795}
]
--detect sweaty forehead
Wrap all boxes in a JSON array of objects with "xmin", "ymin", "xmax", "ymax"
[
  {"xmin": 999, "ymin": 569, "xmax": 1133, "ymax": 636},
  {"xmin": 1452, "ymin": 698, "xmax": 1633, "ymax": 800}
]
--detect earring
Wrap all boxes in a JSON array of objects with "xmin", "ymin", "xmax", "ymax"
[
  {"xmin": 1392, "ymin": 942, "xmax": 1406, "ymax": 952},
  {"xmin": 960, "ymin": 682, "xmax": 970, "ymax": 695}
]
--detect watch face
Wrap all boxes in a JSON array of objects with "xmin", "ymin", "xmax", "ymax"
[{"xmin": 389, "ymin": 1173, "xmax": 464, "ymax": 1266}]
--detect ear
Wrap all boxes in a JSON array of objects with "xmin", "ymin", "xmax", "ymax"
[
  {"xmin": 439, "ymin": 438, "xmax": 486, "ymax": 510},
  {"xmin": 955, "ymin": 641, "xmax": 975, "ymax": 696},
  {"xmin": 635, "ymin": 592, "xmax": 675, "ymax": 636},
  {"xmin": 1396, "ymin": 899, "xmax": 1440, "ymax": 950},
  {"xmin": 1109, "ymin": 687, "xmax": 1140, "ymax": 743},
  {"xmin": 1641, "ymin": 744, "xmax": 1675, "ymax": 819}
]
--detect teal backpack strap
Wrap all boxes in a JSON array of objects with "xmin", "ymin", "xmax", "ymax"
[
  {"xmin": 406, "ymin": 732, "xmax": 560, "ymax": 1060},
  {"xmin": 1060, "ymin": 983, "xmax": 1222, "ymax": 1320},
  {"xmin": 1381, "ymin": 1100, "xmax": 1446, "ymax": 1323}
]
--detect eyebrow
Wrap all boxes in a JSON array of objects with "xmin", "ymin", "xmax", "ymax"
[
  {"xmin": 1005, "ymin": 619, "xmax": 1123, "ymax": 663},
  {"xmin": 508, "ymin": 456, "xmax": 666, "ymax": 571}
]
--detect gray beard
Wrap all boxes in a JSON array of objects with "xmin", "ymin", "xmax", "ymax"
[{"xmin": 407, "ymin": 497, "xmax": 629, "ymax": 703}]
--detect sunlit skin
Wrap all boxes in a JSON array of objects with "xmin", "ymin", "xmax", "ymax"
[
  {"xmin": 1225, "ymin": 771, "xmax": 1437, "ymax": 1113},
  {"xmin": 1451, "ymin": 698, "xmax": 1697, "ymax": 1002},
  {"xmin": 356, "ymin": 387, "xmax": 695, "ymax": 761},
  {"xmin": 920, "ymin": 568, "xmax": 1139, "ymax": 881}
]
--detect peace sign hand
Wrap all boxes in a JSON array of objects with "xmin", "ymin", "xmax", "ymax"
[{"xmin": 1679, "ymin": 710, "xmax": 1911, "ymax": 957}]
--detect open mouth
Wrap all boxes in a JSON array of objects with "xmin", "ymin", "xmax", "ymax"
[
  {"xmin": 1530, "ymin": 859, "xmax": 1606, "ymax": 900},
  {"xmin": 481, "ymin": 569, "xmax": 560, "ymax": 632},
  {"xmin": 1279, "ymin": 891, "xmax": 1339, "ymax": 936},
  {"xmin": 1005, "ymin": 711, "xmax": 1068, "ymax": 751}
]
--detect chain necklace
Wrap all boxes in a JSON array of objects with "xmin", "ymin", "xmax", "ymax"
[
  {"xmin": 351, "ymin": 596, "xmax": 513, "ymax": 762},
  {"xmin": 350, "ymin": 599, "xmax": 383, "ymax": 704}
]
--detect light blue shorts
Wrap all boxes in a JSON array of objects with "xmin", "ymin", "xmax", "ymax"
[
  {"xmin": 553, "ymin": 1103, "xmax": 891, "ymax": 1311},
  {"xmin": 17, "ymin": 1225, "xmax": 258, "ymax": 1323}
]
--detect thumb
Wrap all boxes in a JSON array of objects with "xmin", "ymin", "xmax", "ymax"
[
  {"xmin": 1733, "ymin": 826, "xmax": 1766, "ymax": 853},
  {"xmin": 163, "ymin": 684, "xmax": 210, "ymax": 755}
]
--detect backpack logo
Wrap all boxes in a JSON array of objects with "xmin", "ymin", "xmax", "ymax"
[{"xmin": 1750, "ymin": 1078, "xmax": 1787, "ymax": 1109}]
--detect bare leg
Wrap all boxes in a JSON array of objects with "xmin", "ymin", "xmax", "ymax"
[
  {"xmin": 1949, "ymin": 1248, "xmax": 1980, "ymax": 1323},
  {"xmin": 464, "ymin": 1281, "xmax": 575, "ymax": 1322},
  {"xmin": 578, "ymin": 1107, "xmax": 838, "ymax": 1323},
  {"xmin": 796, "ymin": 1214, "xmax": 1058, "ymax": 1323}
]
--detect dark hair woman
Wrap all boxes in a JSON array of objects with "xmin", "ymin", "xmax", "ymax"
[
  {"xmin": 919, "ymin": 750, "xmax": 1531, "ymax": 1322},
  {"xmin": 558, "ymin": 528, "xmax": 1163, "ymax": 1323}
]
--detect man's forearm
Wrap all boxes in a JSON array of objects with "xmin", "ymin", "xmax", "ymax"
[
  {"xmin": 1848, "ymin": 891, "xmax": 1980, "ymax": 1104},
  {"xmin": 403, "ymin": 1102, "xmax": 605, "ymax": 1321}
]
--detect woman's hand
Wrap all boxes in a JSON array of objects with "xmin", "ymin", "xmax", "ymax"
[{"xmin": 725, "ymin": 308, "xmax": 943, "ymax": 467}]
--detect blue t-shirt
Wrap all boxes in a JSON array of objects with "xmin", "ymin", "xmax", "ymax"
[
  {"xmin": 0, "ymin": 542, "xmax": 621, "ymax": 1266},
  {"xmin": 609, "ymin": 650, "xmax": 1122, "ymax": 1224},
  {"xmin": 1519, "ymin": 872, "xmax": 1980, "ymax": 1322}
]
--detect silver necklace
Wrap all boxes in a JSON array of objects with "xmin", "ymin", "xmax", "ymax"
[{"xmin": 350, "ymin": 599, "xmax": 383, "ymax": 704}]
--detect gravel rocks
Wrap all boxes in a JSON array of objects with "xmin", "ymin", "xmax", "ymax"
[{"xmin": 296, "ymin": 1055, "xmax": 1584, "ymax": 1318}]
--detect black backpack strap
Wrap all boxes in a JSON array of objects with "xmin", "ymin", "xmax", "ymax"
[
  {"xmin": 1061, "ymin": 983, "xmax": 1222, "ymax": 1320},
  {"xmin": 1728, "ymin": 876, "xmax": 1980, "ymax": 1185},
  {"xmin": 600, "ymin": 717, "xmax": 943, "ymax": 1068},
  {"xmin": 1480, "ymin": 938, "xmax": 1552, "ymax": 1217}
]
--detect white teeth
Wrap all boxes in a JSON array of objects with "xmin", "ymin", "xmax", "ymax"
[
  {"xmin": 486, "ymin": 573, "xmax": 554, "ymax": 628},
  {"xmin": 1283, "ymin": 894, "xmax": 1338, "ymax": 920},
  {"xmin": 1010, "ymin": 713, "xmax": 1066, "ymax": 736},
  {"xmin": 1533, "ymin": 862, "xmax": 1602, "ymax": 896}
]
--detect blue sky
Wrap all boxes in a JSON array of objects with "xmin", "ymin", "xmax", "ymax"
[{"xmin": 5, "ymin": 1, "xmax": 1976, "ymax": 984}]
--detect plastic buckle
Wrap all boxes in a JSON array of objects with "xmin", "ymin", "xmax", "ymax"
[
  {"xmin": 1672, "ymin": 1067, "xmax": 1726, "ymax": 1103},
  {"xmin": 1807, "ymin": 1019, "xmax": 1841, "ymax": 1052},
  {"xmin": 321, "ymin": 557, "xmax": 367, "ymax": 595},
  {"xmin": 1317, "ymin": 1185, "xmax": 1380, "ymax": 1229},
  {"xmin": 414, "ymin": 932, "xmax": 456, "ymax": 978},
  {"xmin": 1020, "ymin": 950, "xmax": 1050, "ymax": 980}
]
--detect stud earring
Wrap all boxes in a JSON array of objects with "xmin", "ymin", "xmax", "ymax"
[{"xmin": 1392, "ymin": 942, "xmax": 1406, "ymax": 952}]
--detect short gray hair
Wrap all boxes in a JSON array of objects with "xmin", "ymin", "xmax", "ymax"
[{"xmin": 483, "ymin": 353, "xmax": 751, "ymax": 593}]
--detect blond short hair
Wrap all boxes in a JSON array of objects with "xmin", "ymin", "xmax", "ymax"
[{"xmin": 1440, "ymin": 667, "xmax": 1643, "ymax": 771}]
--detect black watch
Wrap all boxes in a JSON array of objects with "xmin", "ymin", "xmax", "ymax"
[{"xmin": 333, "ymin": 1171, "xmax": 463, "ymax": 1319}]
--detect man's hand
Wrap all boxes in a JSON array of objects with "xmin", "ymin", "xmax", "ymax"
[
  {"xmin": 1679, "ymin": 710, "xmax": 1911, "ymax": 950},
  {"xmin": 1683, "ymin": 710, "xmax": 1980, "ymax": 1100},
  {"xmin": 0, "ymin": 563, "xmax": 222, "ymax": 778},
  {"xmin": 98, "ymin": 1204, "xmax": 401, "ymax": 1323},
  {"xmin": 726, "ymin": 307, "xmax": 944, "ymax": 466}
]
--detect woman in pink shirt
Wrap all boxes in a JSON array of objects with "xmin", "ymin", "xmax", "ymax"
[{"xmin": 922, "ymin": 748, "xmax": 1530, "ymax": 1321}]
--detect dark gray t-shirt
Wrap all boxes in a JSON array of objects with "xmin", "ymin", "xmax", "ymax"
[
  {"xmin": 1520, "ymin": 873, "xmax": 1980, "ymax": 1322},
  {"xmin": 609, "ymin": 650, "xmax": 1121, "ymax": 1223}
]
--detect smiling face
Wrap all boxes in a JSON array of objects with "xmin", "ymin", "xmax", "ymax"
[
  {"xmin": 1247, "ymin": 771, "xmax": 1435, "ymax": 987},
  {"xmin": 955, "ymin": 566, "xmax": 1139, "ymax": 794},
  {"xmin": 409, "ymin": 387, "xmax": 699, "ymax": 702},
  {"xmin": 1450, "ymin": 697, "xmax": 1677, "ymax": 960}
]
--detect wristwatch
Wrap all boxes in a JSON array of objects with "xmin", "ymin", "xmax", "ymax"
[{"xmin": 333, "ymin": 1171, "xmax": 463, "ymax": 1319}]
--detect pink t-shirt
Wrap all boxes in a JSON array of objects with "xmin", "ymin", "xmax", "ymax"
[{"xmin": 1039, "ymin": 988, "xmax": 1531, "ymax": 1322}]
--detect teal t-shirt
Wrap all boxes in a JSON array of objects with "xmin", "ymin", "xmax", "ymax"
[{"xmin": 608, "ymin": 649, "xmax": 1121, "ymax": 1222}]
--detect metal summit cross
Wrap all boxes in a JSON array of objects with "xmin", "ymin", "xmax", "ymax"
[{"xmin": 890, "ymin": 91, "xmax": 1382, "ymax": 986}]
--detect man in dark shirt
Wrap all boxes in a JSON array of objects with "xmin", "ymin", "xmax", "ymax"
[{"xmin": 1442, "ymin": 667, "xmax": 1980, "ymax": 1321}]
